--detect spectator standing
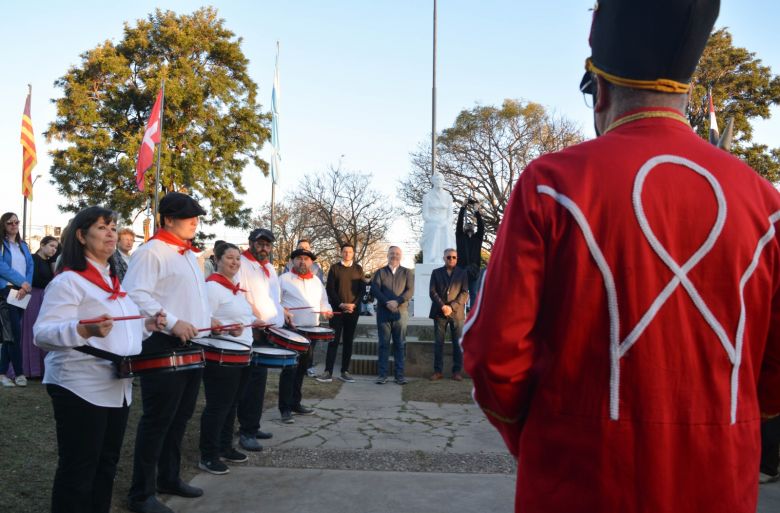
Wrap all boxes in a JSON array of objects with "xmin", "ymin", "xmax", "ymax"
[{"xmin": 428, "ymin": 248, "xmax": 468, "ymax": 381}]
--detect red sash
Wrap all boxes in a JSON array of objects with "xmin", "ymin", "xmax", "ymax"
[
  {"xmin": 206, "ymin": 273, "xmax": 246, "ymax": 295},
  {"xmin": 242, "ymin": 250, "xmax": 270, "ymax": 278},
  {"xmin": 292, "ymin": 268, "xmax": 314, "ymax": 280},
  {"xmin": 151, "ymin": 229, "xmax": 201, "ymax": 255},
  {"xmin": 65, "ymin": 263, "xmax": 126, "ymax": 300}
]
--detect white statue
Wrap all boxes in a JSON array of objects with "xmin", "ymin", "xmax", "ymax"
[{"xmin": 421, "ymin": 173, "xmax": 456, "ymax": 264}]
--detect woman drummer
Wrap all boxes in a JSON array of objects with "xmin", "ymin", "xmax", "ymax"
[
  {"xmin": 199, "ymin": 242, "xmax": 255, "ymax": 474},
  {"xmin": 33, "ymin": 206, "xmax": 165, "ymax": 513}
]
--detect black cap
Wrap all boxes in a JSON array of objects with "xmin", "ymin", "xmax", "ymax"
[
  {"xmin": 581, "ymin": 0, "xmax": 720, "ymax": 95},
  {"xmin": 158, "ymin": 192, "xmax": 207, "ymax": 219},
  {"xmin": 249, "ymin": 228, "xmax": 274, "ymax": 243},
  {"xmin": 290, "ymin": 248, "xmax": 316, "ymax": 261}
]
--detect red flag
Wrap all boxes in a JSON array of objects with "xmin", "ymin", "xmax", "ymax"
[
  {"xmin": 135, "ymin": 89, "xmax": 163, "ymax": 191},
  {"xmin": 20, "ymin": 90, "xmax": 37, "ymax": 200}
]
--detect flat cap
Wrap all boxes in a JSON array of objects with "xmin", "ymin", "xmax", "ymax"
[
  {"xmin": 290, "ymin": 248, "xmax": 316, "ymax": 261},
  {"xmin": 249, "ymin": 228, "xmax": 275, "ymax": 242},
  {"xmin": 158, "ymin": 192, "xmax": 207, "ymax": 219}
]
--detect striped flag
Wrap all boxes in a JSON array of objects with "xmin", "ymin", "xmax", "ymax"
[
  {"xmin": 135, "ymin": 88, "xmax": 164, "ymax": 191},
  {"xmin": 20, "ymin": 89, "xmax": 37, "ymax": 200},
  {"xmin": 270, "ymin": 42, "xmax": 281, "ymax": 185},
  {"xmin": 708, "ymin": 88, "xmax": 719, "ymax": 145}
]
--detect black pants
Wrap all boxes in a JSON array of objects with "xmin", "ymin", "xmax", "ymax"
[
  {"xmin": 324, "ymin": 311, "xmax": 359, "ymax": 374},
  {"xmin": 200, "ymin": 363, "xmax": 249, "ymax": 460},
  {"xmin": 237, "ymin": 330, "xmax": 271, "ymax": 436},
  {"xmin": 761, "ymin": 415, "xmax": 780, "ymax": 475},
  {"xmin": 279, "ymin": 344, "xmax": 313, "ymax": 413},
  {"xmin": 128, "ymin": 334, "xmax": 203, "ymax": 501},
  {"xmin": 47, "ymin": 384, "xmax": 129, "ymax": 513}
]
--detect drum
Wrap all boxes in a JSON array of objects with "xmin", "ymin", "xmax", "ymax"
[
  {"xmin": 193, "ymin": 338, "xmax": 252, "ymax": 367},
  {"xmin": 296, "ymin": 326, "xmax": 336, "ymax": 344},
  {"xmin": 251, "ymin": 347, "xmax": 299, "ymax": 368},
  {"xmin": 116, "ymin": 347, "xmax": 205, "ymax": 378},
  {"xmin": 266, "ymin": 327, "xmax": 311, "ymax": 353}
]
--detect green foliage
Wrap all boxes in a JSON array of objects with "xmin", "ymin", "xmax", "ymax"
[
  {"xmin": 46, "ymin": 7, "xmax": 270, "ymax": 226},
  {"xmin": 690, "ymin": 28, "xmax": 780, "ymax": 180}
]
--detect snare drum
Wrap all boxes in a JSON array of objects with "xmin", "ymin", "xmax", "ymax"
[
  {"xmin": 296, "ymin": 326, "xmax": 336, "ymax": 344},
  {"xmin": 193, "ymin": 338, "xmax": 252, "ymax": 367},
  {"xmin": 116, "ymin": 347, "xmax": 205, "ymax": 378},
  {"xmin": 251, "ymin": 347, "xmax": 299, "ymax": 368},
  {"xmin": 266, "ymin": 327, "xmax": 311, "ymax": 353}
]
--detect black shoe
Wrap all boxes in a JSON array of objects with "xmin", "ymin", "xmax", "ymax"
[
  {"xmin": 292, "ymin": 404, "xmax": 314, "ymax": 415},
  {"xmin": 198, "ymin": 459, "xmax": 230, "ymax": 475},
  {"xmin": 128, "ymin": 496, "xmax": 174, "ymax": 513},
  {"xmin": 156, "ymin": 480, "xmax": 203, "ymax": 498},
  {"xmin": 395, "ymin": 377, "xmax": 408, "ymax": 385},
  {"xmin": 339, "ymin": 371, "xmax": 356, "ymax": 383},
  {"xmin": 220, "ymin": 447, "xmax": 248, "ymax": 463},
  {"xmin": 255, "ymin": 430, "xmax": 273, "ymax": 440},
  {"xmin": 375, "ymin": 376, "xmax": 388, "ymax": 384},
  {"xmin": 281, "ymin": 411, "xmax": 295, "ymax": 424},
  {"xmin": 239, "ymin": 434, "xmax": 263, "ymax": 451}
]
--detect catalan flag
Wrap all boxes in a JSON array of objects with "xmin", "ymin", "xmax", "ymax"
[{"xmin": 20, "ymin": 88, "xmax": 37, "ymax": 200}]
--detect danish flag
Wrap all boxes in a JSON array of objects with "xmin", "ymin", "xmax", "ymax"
[{"xmin": 135, "ymin": 89, "xmax": 163, "ymax": 191}]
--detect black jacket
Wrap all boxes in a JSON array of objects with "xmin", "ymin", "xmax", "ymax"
[
  {"xmin": 456, "ymin": 206, "xmax": 484, "ymax": 280},
  {"xmin": 428, "ymin": 265, "xmax": 469, "ymax": 320}
]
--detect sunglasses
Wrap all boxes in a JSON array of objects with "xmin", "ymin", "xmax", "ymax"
[
  {"xmin": 5, "ymin": 221, "xmax": 19, "ymax": 226},
  {"xmin": 445, "ymin": 256, "xmax": 457, "ymax": 260}
]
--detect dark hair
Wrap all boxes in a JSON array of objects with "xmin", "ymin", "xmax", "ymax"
[
  {"xmin": 340, "ymin": 242, "xmax": 355, "ymax": 251},
  {"xmin": 0, "ymin": 212, "xmax": 21, "ymax": 244},
  {"xmin": 297, "ymin": 238, "xmax": 311, "ymax": 246},
  {"xmin": 213, "ymin": 239, "xmax": 225, "ymax": 249},
  {"xmin": 57, "ymin": 207, "xmax": 118, "ymax": 276},
  {"xmin": 38, "ymin": 236, "xmax": 59, "ymax": 252},
  {"xmin": 214, "ymin": 242, "xmax": 240, "ymax": 261}
]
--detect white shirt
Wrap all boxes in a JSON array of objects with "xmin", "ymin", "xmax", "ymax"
[
  {"xmin": 34, "ymin": 259, "xmax": 143, "ymax": 407},
  {"xmin": 206, "ymin": 279, "xmax": 255, "ymax": 346},
  {"xmin": 123, "ymin": 239, "xmax": 211, "ymax": 336},
  {"xmin": 7, "ymin": 239, "xmax": 26, "ymax": 278},
  {"xmin": 237, "ymin": 254, "xmax": 284, "ymax": 327},
  {"xmin": 119, "ymin": 250, "xmax": 131, "ymax": 266},
  {"xmin": 389, "ymin": 264, "xmax": 399, "ymax": 275},
  {"xmin": 279, "ymin": 271, "xmax": 330, "ymax": 327}
]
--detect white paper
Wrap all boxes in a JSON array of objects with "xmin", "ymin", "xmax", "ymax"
[{"xmin": 6, "ymin": 289, "xmax": 31, "ymax": 309}]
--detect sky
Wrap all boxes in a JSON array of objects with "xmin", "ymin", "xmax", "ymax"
[{"xmin": 1, "ymin": 0, "xmax": 778, "ymax": 264}]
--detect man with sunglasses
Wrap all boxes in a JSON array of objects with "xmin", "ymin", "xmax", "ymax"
[
  {"xmin": 428, "ymin": 248, "xmax": 468, "ymax": 381},
  {"xmin": 462, "ymin": 2, "xmax": 780, "ymax": 512}
]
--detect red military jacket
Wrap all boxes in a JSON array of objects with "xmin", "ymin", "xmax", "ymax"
[{"xmin": 462, "ymin": 108, "xmax": 780, "ymax": 513}]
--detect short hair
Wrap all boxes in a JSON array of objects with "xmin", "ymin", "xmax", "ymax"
[
  {"xmin": 118, "ymin": 227, "xmax": 135, "ymax": 239},
  {"xmin": 388, "ymin": 245, "xmax": 401, "ymax": 253},
  {"xmin": 39, "ymin": 236, "xmax": 59, "ymax": 251},
  {"xmin": 57, "ymin": 206, "xmax": 119, "ymax": 276},
  {"xmin": 340, "ymin": 242, "xmax": 355, "ymax": 251},
  {"xmin": 297, "ymin": 238, "xmax": 311, "ymax": 246},
  {"xmin": 214, "ymin": 241, "xmax": 240, "ymax": 261},
  {"xmin": 443, "ymin": 248, "xmax": 456, "ymax": 255}
]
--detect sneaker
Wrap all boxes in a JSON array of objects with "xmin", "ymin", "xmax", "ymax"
[
  {"xmin": 430, "ymin": 372, "xmax": 444, "ymax": 381},
  {"xmin": 198, "ymin": 459, "xmax": 229, "ymax": 475},
  {"xmin": 375, "ymin": 376, "xmax": 388, "ymax": 385},
  {"xmin": 292, "ymin": 404, "xmax": 314, "ymax": 415},
  {"xmin": 316, "ymin": 371, "xmax": 333, "ymax": 383},
  {"xmin": 306, "ymin": 366, "xmax": 317, "ymax": 377},
  {"xmin": 0, "ymin": 375, "xmax": 15, "ymax": 388},
  {"xmin": 281, "ymin": 411, "xmax": 295, "ymax": 424},
  {"xmin": 220, "ymin": 448, "xmax": 248, "ymax": 463},
  {"xmin": 14, "ymin": 375, "xmax": 27, "ymax": 387},
  {"xmin": 452, "ymin": 372, "xmax": 463, "ymax": 382},
  {"xmin": 339, "ymin": 371, "xmax": 356, "ymax": 383},
  {"xmin": 255, "ymin": 430, "xmax": 273, "ymax": 440},
  {"xmin": 395, "ymin": 377, "xmax": 409, "ymax": 385},
  {"xmin": 239, "ymin": 434, "xmax": 263, "ymax": 452},
  {"xmin": 760, "ymin": 472, "xmax": 780, "ymax": 484}
]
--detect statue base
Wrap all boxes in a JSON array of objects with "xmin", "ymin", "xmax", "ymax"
[{"xmin": 412, "ymin": 263, "xmax": 437, "ymax": 318}]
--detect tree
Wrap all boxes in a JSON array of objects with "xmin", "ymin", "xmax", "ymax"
[
  {"xmin": 689, "ymin": 28, "xmax": 780, "ymax": 181},
  {"xmin": 252, "ymin": 201, "xmax": 328, "ymax": 274},
  {"xmin": 399, "ymin": 99, "xmax": 583, "ymax": 248},
  {"xmin": 46, "ymin": 7, "xmax": 270, "ymax": 226}
]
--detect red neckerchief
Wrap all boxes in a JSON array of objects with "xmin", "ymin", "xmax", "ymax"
[
  {"xmin": 65, "ymin": 262, "xmax": 126, "ymax": 300},
  {"xmin": 242, "ymin": 250, "xmax": 270, "ymax": 278},
  {"xmin": 206, "ymin": 273, "xmax": 246, "ymax": 295},
  {"xmin": 292, "ymin": 268, "xmax": 314, "ymax": 280},
  {"xmin": 150, "ymin": 229, "xmax": 202, "ymax": 255}
]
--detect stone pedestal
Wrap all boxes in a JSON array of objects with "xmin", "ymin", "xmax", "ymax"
[{"xmin": 412, "ymin": 263, "xmax": 436, "ymax": 318}]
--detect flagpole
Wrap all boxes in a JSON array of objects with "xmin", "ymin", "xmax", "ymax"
[
  {"xmin": 22, "ymin": 84, "xmax": 32, "ymax": 243},
  {"xmin": 431, "ymin": 0, "xmax": 437, "ymax": 178},
  {"xmin": 270, "ymin": 41, "xmax": 280, "ymax": 235},
  {"xmin": 152, "ymin": 81, "xmax": 165, "ymax": 231}
]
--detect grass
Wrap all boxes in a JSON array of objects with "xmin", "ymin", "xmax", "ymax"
[
  {"xmin": 0, "ymin": 374, "xmax": 341, "ymax": 513},
  {"xmin": 401, "ymin": 375, "xmax": 474, "ymax": 405}
]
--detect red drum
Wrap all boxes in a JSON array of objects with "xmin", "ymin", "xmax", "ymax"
[
  {"xmin": 266, "ymin": 327, "xmax": 311, "ymax": 353},
  {"xmin": 296, "ymin": 326, "xmax": 336, "ymax": 343},
  {"xmin": 116, "ymin": 347, "xmax": 205, "ymax": 378},
  {"xmin": 251, "ymin": 347, "xmax": 298, "ymax": 368},
  {"xmin": 193, "ymin": 338, "xmax": 252, "ymax": 367}
]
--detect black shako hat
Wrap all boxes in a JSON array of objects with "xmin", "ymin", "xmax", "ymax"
[
  {"xmin": 249, "ymin": 228, "xmax": 275, "ymax": 243},
  {"xmin": 158, "ymin": 192, "xmax": 207, "ymax": 219},
  {"xmin": 290, "ymin": 248, "xmax": 317, "ymax": 261},
  {"xmin": 580, "ymin": 0, "xmax": 720, "ymax": 95}
]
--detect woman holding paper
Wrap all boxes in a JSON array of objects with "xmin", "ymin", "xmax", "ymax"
[
  {"xmin": 34, "ymin": 206, "xmax": 165, "ymax": 513},
  {"xmin": 0, "ymin": 211, "xmax": 34, "ymax": 387}
]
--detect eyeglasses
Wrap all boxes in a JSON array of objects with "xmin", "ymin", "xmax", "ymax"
[
  {"xmin": 5, "ymin": 221, "xmax": 19, "ymax": 226},
  {"xmin": 445, "ymin": 256, "xmax": 457, "ymax": 260}
]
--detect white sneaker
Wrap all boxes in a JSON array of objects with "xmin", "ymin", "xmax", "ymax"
[
  {"xmin": 14, "ymin": 375, "xmax": 27, "ymax": 387},
  {"xmin": 0, "ymin": 375, "xmax": 15, "ymax": 388},
  {"xmin": 306, "ymin": 367, "xmax": 317, "ymax": 377}
]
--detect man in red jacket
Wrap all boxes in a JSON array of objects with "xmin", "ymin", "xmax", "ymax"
[{"xmin": 461, "ymin": 1, "xmax": 780, "ymax": 512}]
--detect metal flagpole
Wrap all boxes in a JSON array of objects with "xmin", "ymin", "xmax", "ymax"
[
  {"xmin": 431, "ymin": 0, "xmax": 437, "ymax": 178},
  {"xmin": 270, "ymin": 41, "xmax": 281, "ymax": 233},
  {"xmin": 152, "ymin": 80, "xmax": 165, "ymax": 231}
]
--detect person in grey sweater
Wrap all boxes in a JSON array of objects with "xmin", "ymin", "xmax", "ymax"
[{"xmin": 370, "ymin": 246, "xmax": 414, "ymax": 385}]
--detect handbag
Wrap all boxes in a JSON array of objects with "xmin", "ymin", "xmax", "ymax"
[{"xmin": 0, "ymin": 288, "xmax": 14, "ymax": 344}]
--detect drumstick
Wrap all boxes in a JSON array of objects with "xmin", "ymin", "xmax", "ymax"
[
  {"xmin": 79, "ymin": 315, "xmax": 146, "ymax": 325},
  {"xmin": 310, "ymin": 312, "xmax": 341, "ymax": 315},
  {"xmin": 287, "ymin": 306, "xmax": 313, "ymax": 311},
  {"xmin": 196, "ymin": 322, "xmax": 272, "ymax": 333}
]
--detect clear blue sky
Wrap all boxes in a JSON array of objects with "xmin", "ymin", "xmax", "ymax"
[{"xmin": 1, "ymin": 1, "xmax": 778, "ymax": 249}]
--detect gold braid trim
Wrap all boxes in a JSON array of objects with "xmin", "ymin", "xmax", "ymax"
[
  {"xmin": 604, "ymin": 110, "xmax": 690, "ymax": 135},
  {"xmin": 481, "ymin": 406, "xmax": 522, "ymax": 424},
  {"xmin": 586, "ymin": 58, "xmax": 691, "ymax": 94}
]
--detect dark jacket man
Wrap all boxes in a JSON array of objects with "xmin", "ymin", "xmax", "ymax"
[
  {"xmin": 371, "ymin": 265, "xmax": 414, "ymax": 322},
  {"xmin": 428, "ymin": 265, "xmax": 469, "ymax": 320}
]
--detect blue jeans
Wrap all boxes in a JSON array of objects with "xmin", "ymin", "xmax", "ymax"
[
  {"xmin": 377, "ymin": 311, "xmax": 408, "ymax": 379},
  {"xmin": 433, "ymin": 316, "xmax": 463, "ymax": 374}
]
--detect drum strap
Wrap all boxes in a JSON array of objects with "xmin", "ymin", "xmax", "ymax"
[{"xmin": 74, "ymin": 345, "xmax": 123, "ymax": 363}]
